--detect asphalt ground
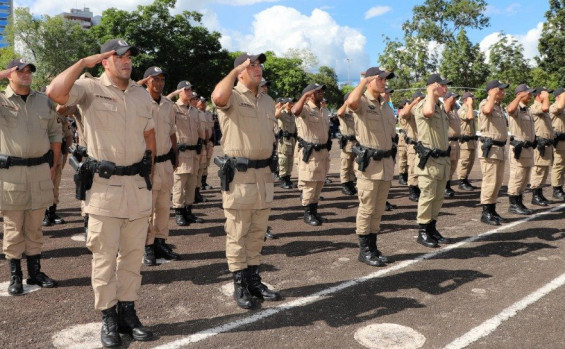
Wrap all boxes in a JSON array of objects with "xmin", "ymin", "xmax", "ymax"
[{"xmin": 1, "ymin": 144, "xmax": 564, "ymax": 349}]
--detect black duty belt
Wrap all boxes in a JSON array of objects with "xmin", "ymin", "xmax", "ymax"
[
  {"xmin": 178, "ymin": 143, "xmax": 199, "ymax": 151},
  {"xmin": 448, "ymin": 136, "xmax": 459, "ymax": 142},
  {"xmin": 352, "ymin": 143, "xmax": 397, "ymax": 172},
  {"xmin": 479, "ymin": 137, "xmax": 506, "ymax": 147},
  {"xmin": 0, "ymin": 150, "xmax": 53, "ymax": 169},
  {"xmin": 414, "ymin": 142, "xmax": 450, "ymax": 169},
  {"xmin": 554, "ymin": 132, "xmax": 565, "ymax": 148},
  {"xmin": 404, "ymin": 134, "xmax": 418, "ymax": 145},
  {"xmin": 509, "ymin": 136, "xmax": 537, "ymax": 149},
  {"xmin": 459, "ymin": 135, "xmax": 479, "ymax": 143},
  {"xmin": 341, "ymin": 134, "xmax": 356, "ymax": 141},
  {"xmin": 92, "ymin": 160, "xmax": 142, "ymax": 177}
]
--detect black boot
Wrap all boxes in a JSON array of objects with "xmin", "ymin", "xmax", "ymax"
[
  {"xmin": 233, "ymin": 270, "xmax": 259, "ymax": 309},
  {"xmin": 174, "ymin": 207, "xmax": 189, "ymax": 226},
  {"xmin": 368, "ymin": 233, "xmax": 389, "ymax": 263},
  {"xmin": 509, "ymin": 195, "xmax": 532, "ymax": 215},
  {"xmin": 428, "ymin": 220, "xmax": 451, "ymax": 243},
  {"xmin": 312, "ymin": 203, "xmax": 328, "ymax": 223},
  {"xmin": 117, "ymin": 301, "xmax": 153, "ymax": 341},
  {"xmin": 48, "ymin": 204, "xmax": 65, "ymax": 224},
  {"xmin": 444, "ymin": 181, "xmax": 455, "ymax": 198},
  {"xmin": 280, "ymin": 176, "xmax": 293, "ymax": 189},
  {"xmin": 385, "ymin": 201, "xmax": 397, "ymax": 211},
  {"xmin": 518, "ymin": 194, "xmax": 533, "ymax": 215},
  {"xmin": 417, "ymin": 223, "xmax": 439, "ymax": 248},
  {"xmin": 481, "ymin": 205, "xmax": 500, "ymax": 226},
  {"xmin": 553, "ymin": 186, "xmax": 565, "ymax": 200},
  {"xmin": 490, "ymin": 204, "xmax": 507, "ymax": 223},
  {"xmin": 459, "ymin": 178, "xmax": 475, "ymax": 191},
  {"xmin": 185, "ymin": 205, "xmax": 204, "ymax": 223},
  {"xmin": 101, "ymin": 306, "xmax": 122, "ymax": 348},
  {"xmin": 142, "ymin": 245, "xmax": 157, "ymax": 266},
  {"xmin": 348, "ymin": 181, "xmax": 358, "ymax": 195},
  {"xmin": 154, "ymin": 238, "xmax": 180, "ymax": 260},
  {"xmin": 201, "ymin": 175, "xmax": 212, "ymax": 190},
  {"xmin": 304, "ymin": 204, "xmax": 321, "ymax": 226},
  {"xmin": 194, "ymin": 188, "xmax": 207, "ymax": 203},
  {"xmin": 399, "ymin": 172, "xmax": 408, "ymax": 185},
  {"xmin": 8, "ymin": 259, "xmax": 23, "ymax": 296},
  {"xmin": 341, "ymin": 182, "xmax": 355, "ymax": 195},
  {"xmin": 531, "ymin": 188, "xmax": 549, "ymax": 206},
  {"xmin": 408, "ymin": 186, "xmax": 419, "ymax": 202},
  {"xmin": 26, "ymin": 255, "xmax": 56, "ymax": 288},
  {"xmin": 42, "ymin": 210, "xmax": 52, "ymax": 227},
  {"xmin": 357, "ymin": 234, "xmax": 385, "ymax": 267},
  {"xmin": 246, "ymin": 266, "xmax": 282, "ymax": 301},
  {"xmin": 84, "ymin": 214, "xmax": 89, "ymax": 235}
]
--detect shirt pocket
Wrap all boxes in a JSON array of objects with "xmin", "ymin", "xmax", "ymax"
[
  {"xmin": 87, "ymin": 181, "xmax": 123, "ymax": 211},
  {"xmin": 37, "ymin": 114, "xmax": 51, "ymax": 130},
  {"xmin": 93, "ymin": 102, "xmax": 119, "ymax": 130},
  {"xmin": 0, "ymin": 105, "xmax": 18, "ymax": 128},
  {"xmin": 1, "ymin": 182, "xmax": 28, "ymax": 206}
]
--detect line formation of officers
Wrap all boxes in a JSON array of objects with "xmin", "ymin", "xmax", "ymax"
[{"xmin": 1, "ymin": 38, "xmax": 565, "ymax": 348}]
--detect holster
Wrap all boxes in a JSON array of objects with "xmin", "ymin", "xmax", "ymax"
[
  {"xmin": 71, "ymin": 158, "xmax": 94, "ymax": 201},
  {"xmin": 302, "ymin": 144, "xmax": 314, "ymax": 162},
  {"xmin": 214, "ymin": 156, "xmax": 236, "ymax": 191},
  {"xmin": 414, "ymin": 142, "xmax": 432, "ymax": 169},
  {"xmin": 352, "ymin": 143, "xmax": 369, "ymax": 172},
  {"xmin": 481, "ymin": 138, "xmax": 493, "ymax": 158},
  {"xmin": 338, "ymin": 135, "xmax": 348, "ymax": 150},
  {"xmin": 61, "ymin": 138, "xmax": 68, "ymax": 155},
  {"xmin": 196, "ymin": 138, "xmax": 203, "ymax": 155},
  {"xmin": 276, "ymin": 129, "xmax": 283, "ymax": 144},
  {"xmin": 555, "ymin": 132, "xmax": 565, "ymax": 148},
  {"xmin": 536, "ymin": 137, "xmax": 553, "ymax": 157},
  {"xmin": 0, "ymin": 154, "xmax": 9, "ymax": 169},
  {"xmin": 140, "ymin": 150, "xmax": 153, "ymax": 191}
]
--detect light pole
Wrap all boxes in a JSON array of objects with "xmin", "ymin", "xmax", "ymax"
[{"xmin": 345, "ymin": 58, "xmax": 351, "ymax": 85}]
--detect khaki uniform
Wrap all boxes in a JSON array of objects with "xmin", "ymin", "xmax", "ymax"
[
  {"xmin": 397, "ymin": 117, "xmax": 408, "ymax": 175},
  {"xmin": 351, "ymin": 91, "xmax": 396, "ymax": 235},
  {"xmin": 447, "ymin": 109, "xmax": 461, "ymax": 179},
  {"xmin": 457, "ymin": 105, "xmax": 477, "ymax": 180},
  {"xmin": 203, "ymin": 110, "xmax": 215, "ymax": 176},
  {"xmin": 339, "ymin": 110, "xmax": 357, "ymax": 183},
  {"xmin": 53, "ymin": 114, "xmax": 73, "ymax": 205},
  {"xmin": 66, "ymin": 73, "xmax": 154, "ymax": 310},
  {"xmin": 1, "ymin": 85, "xmax": 59, "ymax": 259},
  {"xmin": 402, "ymin": 109, "xmax": 418, "ymax": 186},
  {"xmin": 530, "ymin": 101, "xmax": 554, "ymax": 189},
  {"xmin": 413, "ymin": 98, "xmax": 450, "ymax": 224},
  {"xmin": 296, "ymin": 100, "xmax": 331, "ymax": 206},
  {"xmin": 507, "ymin": 104, "xmax": 535, "ymax": 196},
  {"xmin": 146, "ymin": 96, "xmax": 176, "ymax": 245},
  {"xmin": 65, "ymin": 106, "xmax": 88, "ymax": 217},
  {"xmin": 277, "ymin": 109, "xmax": 297, "ymax": 177},
  {"xmin": 478, "ymin": 99, "xmax": 507, "ymax": 205},
  {"xmin": 172, "ymin": 101, "xmax": 202, "ymax": 208},
  {"xmin": 196, "ymin": 109, "xmax": 208, "ymax": 189},
  {"xmin": 215, "ymin": 82, "xmax": 276, "ymax": 272},
  {"xmin": 549, "ymin": 102, "xmax": 565, "ymax": 187}
]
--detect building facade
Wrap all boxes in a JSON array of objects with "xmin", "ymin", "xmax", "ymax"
[{"xmin": 0, "ymin": 0, "xmax": 13, "ymax": 48}]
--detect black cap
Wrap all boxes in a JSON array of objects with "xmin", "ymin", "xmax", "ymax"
[
  {"xmin": 554, "ymin": 88, "xmax": 565, "ymax": 97},
  {"xmin": 461, "ymin": 92, "xmax": 475, "ymax": 100},
  {"xmin": 397, "ymin": 99, "xmax": 409, "ymax": 109},
  {"xmin": 100, "ymin": 38, "xmax": 139, "ymax": 56},
  {"xmin": 444, "ymin": 91, "xmax": 459, "ymax": 99},
  {"xmin": 199, "ymin": 96, "xmax": 207, "ymax": 102},
  {"xmin": 177, "ymin": 81, "xmax": 193, "ymax": 90},
  {"xmin": 385, "ymin": 88, "xmax": 394, "ymax": 94},
  {"xmin": 234, "ymin": 52, "xmax": 266, "ymax": 68},
  {"xmin": 426, "ymin": 74, "xmax": 451, "ymax": 86},
  {"xmin": 486, "ymin": 80, "xmax": 509, "ymax": 91},
  {"xmin": 412, "ymin": 90, "xmax": 425, "ymax": 100},
  {"xmin": 7, "ymin": 58, "xmax": 36, "ymax": 72},
  {"xmin": 302, "ymin": 83, "xmax": 326, "ymax": 95},
  {"xmin": 533, "ymin": 87, "xmax": 554, "ymax": 96},
  {"xmin": 260, "ymin": 78, "xmax": 270, "ymax": 87},
  {"xmin": 190, "ymin": 92, "xmax": 199, "ymax": 99},
  {"xmin": 276, "ymin": 97, "xmax": 284, "ymax": 103},
  {"xmin": 365, "ymin": 67, "xmax": 394, "ymax": 79},
  {"xmin": 143, "ymin": 66, "xmax": 168, "ymax": 79},
  {"xmin": 514, "ymin": 83, "xmax": 535, "ymax": 95}
]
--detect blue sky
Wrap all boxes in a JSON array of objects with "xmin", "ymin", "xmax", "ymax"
[{"xmin": 16, "ymin": 0, "xmax": 549, "ymax": 83}]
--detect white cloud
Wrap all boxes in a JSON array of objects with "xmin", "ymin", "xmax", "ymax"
[
  {"xmin": 364, "ymin": 6, "xmax": 392, "ymax": 20},
  {"xmin": 479, "ymin": 22, "xmax": 543, "ymax": 64},
  {"xmin": 485, "ymin": 3, "xmax": 522, "ymax": 16}
]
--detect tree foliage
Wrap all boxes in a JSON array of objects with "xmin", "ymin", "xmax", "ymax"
[
  {"xmin": 307, "ymin": 65, "xmax": 342, "ymax": 111},
  {"xmin": 488, "ymin": 33, "xmax": 531, "ymax": 86},
  {"xmin": 536, "ymin": 0, "xmax": 565, "ymax": 86},
  {"xmin": 262, "ymin": 51, "xmax": 309, "ymax": 100}
]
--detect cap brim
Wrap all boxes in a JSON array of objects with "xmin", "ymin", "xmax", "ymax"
[
  {"xmin": 498, "ymin": 83, "xmax": 509, "ymax": 89},
  {"xmin": 251, "ymin": 53, "xmax": 266, "ymax": 64},
  {"xmin": 380, "ymin": 71, "xmax": 395, "ymax": 79},
  {"xmin": 440, "ymin": 79, "xmax": 452, "ymax": 85},
  {"xmin": 115, "ymin": 46, "xmax": 139, "ymax": 56},
  {"xmin": 19, "ymin": 63, "xmax": 36, "ymax": 72}
]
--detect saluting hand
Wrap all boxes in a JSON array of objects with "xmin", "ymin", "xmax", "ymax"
[
  {"xmin": 234, "ymin": 58, "xmax": 251, "ymax": 75},
  {"xmin": 488, "ymin": 87, "xmax": 499, "ymax": 98},
  {"xmin": 540, "ymin": 90, "xmax": 549, "ymax": 99},
  {"xmin": 82, "ymin": 51, "xmax": 115, "ymax": 69},
  {"xmin": 0, "ymin": 67, "xmax": 17, "ymax": 80},
  {"xmin": 465, "ymin": 97, "xmax": 474, "ymax": 107},
  {"xmin": 426, "ymin": 82, "xmax": 438, "ymax": 95},
  {"xmin": 137, "ymin": 76, "xmax": 151, "ymax": 86}
]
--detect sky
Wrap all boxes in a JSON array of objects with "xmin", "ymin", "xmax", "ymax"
[{"xmin": 14, "ymin": 0, "xmax": 550, "ymax": 84}]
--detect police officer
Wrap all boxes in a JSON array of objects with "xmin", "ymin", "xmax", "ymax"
[
  {"xmin": 346, "ymin": 67, "xmax": 396, "ymax": 266},
  {"xmin": 396, "ymin": 99, "xmax": 410, "ymax": 185},
  {"xmin": 478, "ymin": 80, "xmax": 509, "ymax": 225},
  {"xmin": 401, "ymin": 90, "xmax": 425, "ymax": 202},
  {"xmin": 138, "ymin": 66, "xmax": 180, "ymax": 265},
  {"xmin": 506, "ymin": 84, "xmax": 536, "ymax": 215},
  {"xmin": 1, "ymin": 59, "xmax": 60, "ymax": 296},
  {"xmin": 292, "ymin": 83, "xmax": 331, "ymax": 226},
  {"xmin": 212, "ymin": 52, "xmax": 281, "ymax": 309},
  {"xmin": 190, "ymin": 92, "xmax": 209, "ymax": 204},
  {"xmin": 276, "ymin": 97, "xmax": 297, "ymax": 189},
  {"xmin": 457, "ymin": 92, "xmax": 478, "ymax": 191},
  {"xmin": 47, "ymin": 39, "xmax": 155, "ymax": 347},
  {"xmin": 529, "ymin": 87, "xmax": 554, "ymax": 206},
  {"xmin": 170, "ymin": 81, "xmax": 205, "ymax": 226},
  {"xmin": 198, "ymin": 96, "xmax": 215, "ymax": 190},
  {"xmin": 336, "ymin": 92, "xmax": 357, "ymax": 195},
  {"xmin": 550, "ymin": 88, "xmax": 565, "ymax": 200},
  {"xmin": 443, "ymin": 91, "xmax": 461, "ymax": 198},
  {"xmin": 413, "ymin": 74, "xmax": 452, "ymax": 248}
]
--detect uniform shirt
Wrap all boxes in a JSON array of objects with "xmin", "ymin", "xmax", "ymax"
[
  {"xmin": 478, "ymin": 98, "xmax": 507, "ymax": 160},
  {"xmin": 339, "ymin": 110, "xmax": 355, "ymax": 136},
  {"xmin": 350, "ymin": 90, "xmax": 396, "ymax": 181},
  {"xmin": 0, "ymin": 85, "xmax": 59, "ymax": 210},
  {"xmin": 414, "ymin": 97, "xmax": 450, "ymax": 168},
  {"xmin": 150, "ymin": 95, "xmax": 176, "ymax": 190},
  {"xmin": 530, "ymin": 100, "xmax": 554, "ymax": 166},
  {"xmin": 65, "ymin": 73, "xmax": 155, "ymax": 219},
  {"xmin": 549, "ymin": 102, "xmax": 565, "ymax": 152},
  {"xmin": 457, "ymin": 104, "xmax": 477, "ymax": 150},
  {"xmin": 447, "ymin": 109, "xmax": 461, "ymax": 161},
  {"xmin": 175, "ymin": 100, "xmax": 201, "ymax": 174},
  {"xmin": 196, "ymin": 108, "xmax": 208, "ymax": 163},
  {"xmin": 214, "ymin": 82, "xmax": 276, "ymax": 210},
  {"xmin": 278, "ymin": 109, "xmax": 297, "ymax": 134},
  {"xmin": 508, "ymin": 102, "xmax": 536, "ymax": 164},
  {"xmin": 296, "ymin": 100, "xmax": 330, "ymax": 145}
]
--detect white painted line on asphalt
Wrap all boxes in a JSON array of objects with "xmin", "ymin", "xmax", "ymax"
[
  {"xmin": 153, "ymin": 203, "xmax": 565, "ymax": 349},
  {"xmin": 443, "ymin": 271, "xmax": 565, "ymax": 349}
]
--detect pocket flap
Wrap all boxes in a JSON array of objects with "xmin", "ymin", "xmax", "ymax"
[{"xmin": 3, "ymin": 182, "xmax": 27, "ymax": 191}]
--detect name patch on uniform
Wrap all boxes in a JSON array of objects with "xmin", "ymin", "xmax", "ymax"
[
  {"xmin": 2, "ymin": 103, "xmax": 18, "ymax": 111},
  {"xmin": 95, "ymin": 94, "xmax": 116, "ymax": 102},
  {"xmin": 239, "ymin": 102, "xmax": 254, "ymax": 108}
]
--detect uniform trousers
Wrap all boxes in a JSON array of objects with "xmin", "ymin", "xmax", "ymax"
[
  {"xmin": 480, "ymin": 158, "xmax": 505, "ymax": 204},
  {"xmin": 457, "ymin": 149, "xmax": 476, "ymax": 180},
  {"xmin": 172, "ymin": 173, "xmax": 197, "ymax": 208},
  {"xmin": 1, "ymin": 208, "xmax": 45, "ymax": 259},
  {"xmin": 356, "ymin": 178, "xmax": 391, "ymax": 235}
]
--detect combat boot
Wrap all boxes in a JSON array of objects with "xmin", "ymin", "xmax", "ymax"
[
  {"xmin": 246, "ymin": 266, "xmax": 282, "ymax": 301},
  {"xmin": 341, "ymin": 182, "xmax": 355, "ymax": 195},
  {"xmin": 233, "ymin": 270, "xmax": 259, "ymax": 309},
  {"xmin": 184, "ymin": 205, "xmax": 204, "ymax": 223},
  {"xmin": 459, "ymin": 178, "xmax": 476, "ymax": 191},
  {"xmin": 398, "ymin": 172, "xmax": 408, "ymax": 185},
  {"xmin": 304, "ymin": 204, "xmax": 321, "ymax": 226},
  {"xmin": 368, "ymin": 233, "xmax": 388, "ymax": 263},
  {"xmin": 280, "ymin": 175, "xmax": 293, "ymax": 189},
  {"xmin": 509, "ymin": 195, "xmax": 531, "ymax": 215},
  {"xmin": 142, "ymin": 245, "xmax": 157, "ymax": 266},
  {"xmin": 26, "ymin": 255, "xmax": 57, "ymax": 288},
  {"xmin": 518, "ymin": 194, "xmax": 533, "ymax": 215},
  {"xmin": 194, "ymin": 188, "xmax": 207, "ymax": 203},
  {"xmin": 174, "ymin": 208, "xmax": 189, "ymax": 226},
  {"xmin": 444, "ymin": 181, "xmax": 455, "ymax": 198},
  {"xmin": 553, "ymin": 186, "xmax": 565, "ymax": 200},
  {"xmin": 531, "ymin": 188, "xmax": 549, "ymax": 206},
  {"xmin": 117, "ymin": 301, "xmax": 153, "ymax": 341},
  {"xmin": 347, "ymin": 181, "xmax": 358, "ymax": 195},
  {"xmin": 84, "ymin": 214, "xmax": 89, "ymax": 235},
  {"xmin": 417, "ymin": 223, "xmax": 439, "ymax": 248},
  {"xmin": 48, "ymin": 204, "xmax": 65, "ymax": 224},
  {"xmin": 480, "ymin": 205, "xmax": 500, "ymax": 226},
  {"xmin": 428, "ymin": 220, "xmax": 451, "ymax": 243},
  {"xmin": 201, "ymin": 175, "xmax": 212, "ymax": 190},
  {"xmin": 490, "ymin": 204, "xmax": 507, "ymax": 223},
  {"xmin": 8, "ymin": 259, "xmax": 23, "ymax": 296},
  {"xmin": 101, "ymin": 305, "xmax": 122, "ymax": 348},
  {"xmin": 357, "ymin": 234, "xmax": 385, "ymax": 267},
  {"xmin": 312, "ymin": 202, "xmax": 328, "ymax": 223},
  {"xmin": 42, "ymin": 209, "xmax": 52, "ymax": 227},
  {"xmin": 154, "ymin": 238, "xmax": 180, "ymax": 260},
  {"xmin": 408, "ymin": 186, "xmax": 419, "ymax": 202}
]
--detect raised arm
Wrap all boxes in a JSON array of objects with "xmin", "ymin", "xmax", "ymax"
[
  {"xmin": 291, "ymin": 90, "xmax": 315, "ymax": 117},
  {"xmin": 211, "ymin": 59, "xmax": 249, "ymax": 108}
]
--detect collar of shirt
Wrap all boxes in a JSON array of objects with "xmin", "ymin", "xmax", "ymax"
[
  {"xmin": 4, "ymin": 84, "xmax": 37, "ymax": 99},
  {"xmin": 364, "ymin": 89, "xmax": 383, "ymax": 105},
  {"xmin": 100, "ymin": 72, "xmax": 137, "ymax": 91},
  {"xmin": 235, "ymin": 81, "xmax": 263, "ymax": 100},
  {"xmin": 306, "ymin": 100, "xmax": 321, "ymax": 111}
]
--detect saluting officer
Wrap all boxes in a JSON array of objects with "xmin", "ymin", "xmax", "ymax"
[
  {"xmin": 550, "ymin": 88, "xmax": 565, "ymax": 200},
  {"xmin": 396, "ymin": 99, "xmax": 410, "ymax": 185},
  {"xmin": 457, "ymin": 92, "xmax": 478, "ymax": 191},
  {"xmin": 275, "ymin": 97, "xmax": 298, "ymax": 189},
  {"xmin": 212, "ymin": 53, "xmax": 281, "ymax": 310},
  {"xmin": 529, "ymin": 87, "xmax": 554, "ymax": 206},
  {"xmin": 191, "ymin": 92, "xmax": 209, "ymax": 204},
  {"xmin": 47, "ymin": 39, "xmax": 155, "ymax": 347},
  {"xmin": 506, "ymin": 84, "xmax": 536, "ymax": 215},
  {"xmin": 443, "ymin": 91, "xmax": 461, "ymax": 198},
  {"xmin": 292, "ymin": 83, "xmax": 332, "ymax": 226},
  {"xmin": 336, "ymin": 92, "xmax": 357, "ymax": 195},
  {"xmin": 1, "ymin": 59, "xmax": 61, "ymax": 296},
  {"xmin": 402, "ymin": 90, "xmax": 425, "ymax": 202},
  {"xmin": 346, "ymin": 67, "xmax": 396, "ymax": 266},
  {"xmin": 197, "ymin": 96, "xmax": 215, "ymax": 190}
]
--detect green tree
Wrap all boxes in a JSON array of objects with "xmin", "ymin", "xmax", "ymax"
[
  {"xmin": 529, "ymin": 67, "xmax": 558, "ymax": 89},
  {"xmin": 307, "ymin": 66, "xmax": 342, "ymax": 111},
  {"xmin": 536, "ymin": 0, "xmax": 565, "ymax": 86},
  {"xmin": 262, "ymin": 51, "xmax": 308, "ymax": 100},
  {"xmin": 488, "ymin": 33, "xmax": 531, "ymax": 86}
]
